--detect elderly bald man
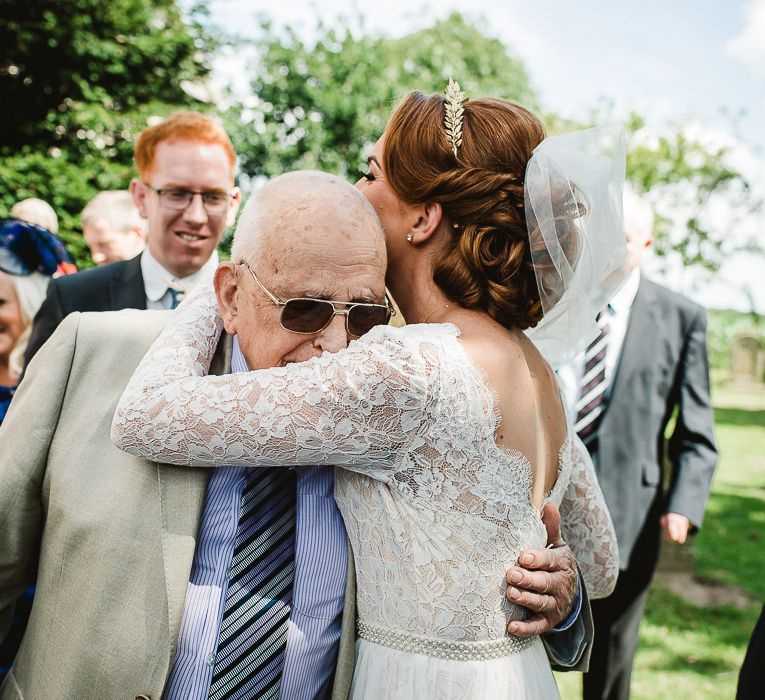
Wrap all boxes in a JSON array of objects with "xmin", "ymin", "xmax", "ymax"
[{"xmin": 0, "ymin": 172, "xmax": 587, "ymax": 700}]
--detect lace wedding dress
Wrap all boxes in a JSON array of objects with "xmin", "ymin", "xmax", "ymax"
[{"xmin": 113, "ymin": 285, "xmax": 618, "ymax": 700}]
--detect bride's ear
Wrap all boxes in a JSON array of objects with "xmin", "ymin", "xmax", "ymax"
[
  {"xmin": 214, "ymin": 263, "xmax": 239, "ymax": 336},
  {"xmin": 408, "ymin": 202, "xmax": 443, "ymax": 246}
]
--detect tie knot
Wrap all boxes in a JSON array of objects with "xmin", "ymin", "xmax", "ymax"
[{"xmin": 165, "ymin": 279, "xmax": 188, "ymax": 309}]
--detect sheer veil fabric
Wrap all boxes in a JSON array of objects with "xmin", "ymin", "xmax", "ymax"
[{"xmin": 524, "ymin": 126, "xmax": 629, "ymax": 369}]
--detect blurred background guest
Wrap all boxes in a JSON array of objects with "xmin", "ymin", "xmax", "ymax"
[
  {"xmin": 0, "ymin": 217, "xmax": 76, "ymax": 680},
  {"xmin": 9, "ymin": 198, "xmax": 59, "ymax": 236},
  {"xmin": 558, "ymin": 188, "xmax": 718, "ymax": 700},
  {"xmin": 81, "ymin": 190, "xmax": 146, "ymax": 265}
]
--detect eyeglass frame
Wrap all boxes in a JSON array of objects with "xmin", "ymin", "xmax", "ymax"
[
  {"xmin": 141, "ymin": 181, "xmax": 236, "ymax": 214},
  {"xmin": 238, "ymin": 259, "xmax": 396, "ymax": 336}
]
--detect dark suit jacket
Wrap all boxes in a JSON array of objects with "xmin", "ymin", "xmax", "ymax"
[
  {"xmin": 593, "ymin": 277, "xmax": 717, "ymax": 570},
  {"xmin": 24, "ymin": 254, "xmax": 146, "ymax": 366}
]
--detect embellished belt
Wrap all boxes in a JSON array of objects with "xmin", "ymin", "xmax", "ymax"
[{"xmin": 356, "ymin": 621, "xmax": 535, "ymax": 661}]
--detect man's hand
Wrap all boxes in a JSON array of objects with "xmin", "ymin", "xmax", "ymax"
[
  {"xmin": 661, "ymin": 512, "xmax": 691, "ymax": 544},
  {"xmin": 505, "ymin": 503, "xmax": 579, "ymax": 637}
]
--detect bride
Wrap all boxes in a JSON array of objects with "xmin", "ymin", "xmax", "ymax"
[{"xmin": 113, "ymin": 83, "xmax": 623, "ymax": 698}]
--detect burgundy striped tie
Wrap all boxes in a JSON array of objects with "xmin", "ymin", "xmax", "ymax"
[{"xmin": 575, "ymin": 310, "xmax": 611, "ymax": 445}]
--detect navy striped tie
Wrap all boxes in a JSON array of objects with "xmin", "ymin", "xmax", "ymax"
[
  {"xmin": 575, "ymin": 309, "xmax": 611, "ymax": 445},
  {"xmin": 208, "ymin": 468, "xmax": 297, "ymax": 700}
]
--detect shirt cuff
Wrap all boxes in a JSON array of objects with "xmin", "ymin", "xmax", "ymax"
[{"xmin": 549, "ymin": 570, "xmax": 583, "ymax": 633}]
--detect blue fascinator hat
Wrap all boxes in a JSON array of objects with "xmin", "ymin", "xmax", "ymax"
[{"xmin": 0, "ymin": 219, "xmax": 78, "ymax": 277}]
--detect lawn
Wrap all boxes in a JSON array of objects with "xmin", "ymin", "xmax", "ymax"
[{"xmin": 556, "ymin": 383, "xmax": 765, "ymax": 699}]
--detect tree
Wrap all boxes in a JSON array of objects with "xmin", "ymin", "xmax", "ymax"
[
  {"xmin": 624, "ymin": 113, "xmax": 760, "ymax": 273},
  {"xmin": 225, "ymin": 12, "xmax": 537, "ymax": 181},
  {"xmin": 0, "ymin": 0, "xmax": 219, "ymax": 265}
]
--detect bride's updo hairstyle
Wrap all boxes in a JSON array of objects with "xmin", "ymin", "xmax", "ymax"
[{"xmin": 383, "ymin": 91, "xmax": 553, "ymax": 331}]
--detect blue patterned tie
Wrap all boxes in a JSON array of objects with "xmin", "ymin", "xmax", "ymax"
[
  {"xmin": 208, "ymin": 468, "xmax": 297, "ymax": 700},
  {"xmin": 168, "ymin": 287, "xmax": 184, "ymax": 309}
]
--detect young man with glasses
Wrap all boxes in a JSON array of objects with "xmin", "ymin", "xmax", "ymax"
[{"xmin": 24, "ymin": 111, "xmax": 240, "ymax": 365}]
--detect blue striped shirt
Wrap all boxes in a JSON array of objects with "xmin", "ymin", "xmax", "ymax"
[{"xmin": 164, "ymin": 338, "xmax": 348, "ymax": 699}]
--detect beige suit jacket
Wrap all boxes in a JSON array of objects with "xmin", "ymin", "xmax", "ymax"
[{"xmin": 0, "ymin": 310, "xmax": 357, "ymax": 700}]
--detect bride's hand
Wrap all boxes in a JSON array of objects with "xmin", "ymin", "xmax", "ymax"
[{"xmin": 504, "ymin": 503, "xmax": 579, "ymax": 637}]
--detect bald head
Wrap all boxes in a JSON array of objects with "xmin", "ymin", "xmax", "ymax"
[
  {"xmin": 231, "ymin": 170, "xmax": 386, "ymax": 271},
  {"xmin": 217, "ymin": 171, "xmax": 389, "ymax": 370}
]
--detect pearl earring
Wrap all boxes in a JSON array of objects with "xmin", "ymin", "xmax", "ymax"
[{"xmin": 406, "ymin": 233, "xmax": 414, "ymax": 244}]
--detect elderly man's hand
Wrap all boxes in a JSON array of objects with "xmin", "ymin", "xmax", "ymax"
[{"xmin": 505, "ymin": 503, "xmax": 579, "ymax": 637}]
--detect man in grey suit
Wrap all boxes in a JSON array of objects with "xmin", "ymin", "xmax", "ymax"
[
  {"xmin": 1, "ymin": 172, "xmax": 588, "ymax": 699},
  {"xmin": 559, "ymin": 190, "xmax": 718, "ymax": 700}
]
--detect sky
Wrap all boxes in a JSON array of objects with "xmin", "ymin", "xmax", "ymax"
[{"xmin": 203, "ymin": 0, "xmax": 765, "ymax": 312}]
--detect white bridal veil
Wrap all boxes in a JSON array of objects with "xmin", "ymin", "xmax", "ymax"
[{"xmin": 524, "ymin": 125, "xmax": 629, "ymax": 368}]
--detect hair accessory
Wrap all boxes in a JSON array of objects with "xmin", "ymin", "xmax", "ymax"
[
  {"xmin": 0, "ymin": 219, "xmax": 77, "ymax": 277},
  {"xmin": 444, "ymin": 78, "xmax": 466, "ymax": 157},
  {"xmin": 406, "ymin": 233, "xmax": 414, "ymax": 244}
]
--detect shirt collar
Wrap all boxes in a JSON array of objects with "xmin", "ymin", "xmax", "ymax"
[
  {"xmin": 609, "ymin": 268, "xmax": 641, "ymax": 316},
  {"xmin": 231, "ymin": 335, "xmax": 249, "ymax": 373},
  {"xmin": 140, "ymin": 247, "xmax": 220, "ymax": 302}
]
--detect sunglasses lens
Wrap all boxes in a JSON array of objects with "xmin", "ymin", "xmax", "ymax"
[
  {"xmin": 281, "ymin": 298, "xmax": 335, "ymax": 333},
  {"xmin": 348, "ymin": 305, "xmax": 391, "ymax": 337}
]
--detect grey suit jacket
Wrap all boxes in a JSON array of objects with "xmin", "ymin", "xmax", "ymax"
[
  {"xmin": 0, "ymin": 310, "xmax": 358, "ymax": 700},
  {"xmin": 593, "ymin": 278, "xmax": 717, "ymax": 569}
]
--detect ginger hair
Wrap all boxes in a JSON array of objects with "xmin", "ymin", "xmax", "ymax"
[
  {"xmin": 383, "ymin": 91, "xmax": 553, "ymax": 331},
  {"xmin": 134, "ymin": 111, "xmax": 236, "ymax": 183}
]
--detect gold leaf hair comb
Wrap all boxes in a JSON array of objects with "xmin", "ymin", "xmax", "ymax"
[{"xmin": 444, "ymin": 78, "xmax": 467, "ymax": 158}]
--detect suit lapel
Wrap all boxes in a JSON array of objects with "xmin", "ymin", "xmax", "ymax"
[
  {"xmin": 109, "ymin": 254, "xmax": 147, "ymax": 310},
  {"xmin": 607, "ymin": 278, "xmax": 658, "ymax": 399},
  {"xmin": 157, "ymin": 333, "xmax": 233, "ymax": 651}
]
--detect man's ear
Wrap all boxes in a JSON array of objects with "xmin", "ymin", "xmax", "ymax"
[
  {"xmin": 129, "ymin": 179, "xmax": 149, "ymax": 219},
  {"xmin": 408, "ymin": 202, "xmax": 444, "ymax": 245},
  {"xmin": 225, "ymin": 187, "xmax": 242, "ymax": 228},
  {"xmin": 131, "ymin": 224, "xmax": 148, "ymax": 243},
  {"xmin": 215, "ymin": 262, "xmax": 239, "ymax": 336}
]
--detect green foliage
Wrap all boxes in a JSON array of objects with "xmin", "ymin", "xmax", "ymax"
[
  {"xmin": 0, "ymin": 0, "xmax": 218, "ymax": 267},
  {"xmin": 707, "ymin": 308, "xmax": 764, "ymax": 372},
  {"xmin": 225, "ymin": 12, "xmax": 537, "ymax": 180},
  {"xmin": 624, "ymin": 113, "xmax": 759, "ymax": 272}
]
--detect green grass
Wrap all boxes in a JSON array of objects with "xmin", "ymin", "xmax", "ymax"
[{"xmin": 556, "ymin": 384, "xmax": 765, "ymax": 699}]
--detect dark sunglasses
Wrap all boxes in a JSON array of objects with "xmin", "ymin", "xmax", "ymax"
[{"xmin": 239, "ymin": 260, "xmax": 395, "ymax": 337}]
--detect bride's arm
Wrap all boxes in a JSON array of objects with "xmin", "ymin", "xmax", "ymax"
[
  {"xmin": 111, "ymin": 283, "xmax": 431, "ymax": 471},
  {"xmin": 558, "ymin": 437, "xmax": 619, "ymax": 599}
]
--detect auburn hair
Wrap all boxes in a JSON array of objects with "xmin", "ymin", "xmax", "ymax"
[
  {"xmin": 383, "ymin": 91, "xmax": 553, "ymax": 331},
  {"xmin": 134, "ymin": 112, "xmax": 236, "ymax": 182}
]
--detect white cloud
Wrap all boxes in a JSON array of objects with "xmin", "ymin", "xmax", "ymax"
[{"xmin": 727, "ymin": 0, "xmax": 765, "ymax": 75}]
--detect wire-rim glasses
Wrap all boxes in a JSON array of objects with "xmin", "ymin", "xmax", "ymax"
[{"xmin": 142, "ymin": 182, "xmax": 234, "ymax": 215}]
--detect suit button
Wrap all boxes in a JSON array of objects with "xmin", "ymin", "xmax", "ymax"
[{"xmin": 135, "ymin": 695, "xmax": 151, "ymax": 700}]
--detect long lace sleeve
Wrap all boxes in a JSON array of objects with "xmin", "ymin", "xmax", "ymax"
[
  {"xmin": 559, "ymin": 436, "xmax": 619, "ymax": 599},
  {"xmin": 111, "ymin": 283, "xmax": 433, "ymax": 475}
]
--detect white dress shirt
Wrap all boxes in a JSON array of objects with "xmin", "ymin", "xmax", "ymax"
[
  {"xmin": 558, "ymin": 269, "xmax": 642, "ymax": 419},
  {"xmin": 140, "ymin": 248, "xmax": 219, "ymax": 310}
]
